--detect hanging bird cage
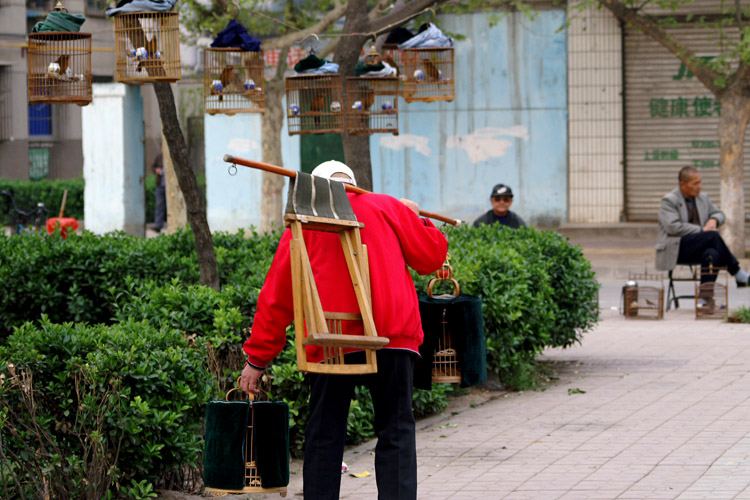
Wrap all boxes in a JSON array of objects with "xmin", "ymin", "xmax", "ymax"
[
  {"xmin": 204, "ymin": 381, "xmax": 289, "ymax": 497},
  {"xmin": 695, "ymin": 266, "xmax": 728, "ymax": 320},
  {"xmin": 345, "ymin": 76, "xmax": 399, "ymax": 136},
  {"xmin": 426, "ymin": 263, "xmax": 461, "ymax": 383},
  {"xmin": 285, "ymin": 74, "xmax": 344, "ymax": 135},
  {"xmin": 622, "ymin": 272, "xmax": 664, "ymax": 320},
  {"xmin": 402, "ymin": 47, "xmax": 454, "ymax": 103},
  {"xmin": 381, "ymin": 44, "xmax": 404, "ymax": 95},
  {"xmin": 28, "ymin": 32, "xmax": 92, "ymax": 106},
  {"xmin": 114, "ymin": 11, "xmax": 181, "ymax": 84},
  {"xmin": 204, "ymin": 48, "xmax": 265, "ymax": 115}
]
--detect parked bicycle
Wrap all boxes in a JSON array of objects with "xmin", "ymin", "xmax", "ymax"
[{"xmin": 0, "ymin": 190, "xmax": 49, "ymax": 235}]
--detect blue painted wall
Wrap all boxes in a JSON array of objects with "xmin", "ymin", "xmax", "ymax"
[{"xmin": 370, "ymin": 10, "xmax": 568, "ymax": 226}]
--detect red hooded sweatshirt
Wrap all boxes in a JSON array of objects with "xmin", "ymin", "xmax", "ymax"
[{"xmin": 244, "ymin": 192, "xmax": 448, "ymax": 368}]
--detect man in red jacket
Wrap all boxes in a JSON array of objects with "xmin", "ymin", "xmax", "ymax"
[{"xmin": 241, "ymin": 160, "xmax": 448, "ymax": 500}]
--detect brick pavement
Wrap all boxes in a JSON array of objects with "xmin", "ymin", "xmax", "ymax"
[
  {"xmin": 213, "ymin": 237, "xmax": 750, "ymax": 500},
  {"xmin": 327, "ymin": 302, "xmax": 750, "ymax": 500}
]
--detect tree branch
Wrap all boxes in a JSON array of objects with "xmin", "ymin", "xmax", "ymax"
[
  {"xmin": 263, "ymin": 1, "xmax": 349, "ymax": 51},
  {"xmin": 367, "ymin": 0, "xmax": 450, "ymax": 37},
  {"xmin": 599, "ymin": 0, "xmax": 722, "ymax": 94}
]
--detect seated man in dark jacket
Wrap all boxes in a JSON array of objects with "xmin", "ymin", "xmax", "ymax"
[
  {"xmin": 655, "ymin": 166, "xmax": 748, "ymax": 304},
  {"xmin": 473, "ymin": 184, "xmax": 526, "ymax": 229}
]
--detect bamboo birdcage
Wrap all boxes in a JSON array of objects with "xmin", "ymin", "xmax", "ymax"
[
  {"xmin": 204, "ymin": 48, "xmax": 265, "ymax": 115},
  {"xmin": 204, "ymin": 382, "xmax": 288, "ymax": 497},
  {"xmin": 402, "ymin": 47, "xmax": 454, "ymax": 103},
  {"xmin": 345, "ymin": 76, "xmax": 399, "ymax": 136},
  {"xmin": 28, "ymin": 32, "xmax": 92, "ymax": 106},
  {"xmin": 114, "ymin": 11, "xmax": 181, "ymax": 84},
  {"xmin": 695, "ymin": 266, "xmax": 728, "ymax": 320},
  {"xmin": 285, "ymin": 74, "xmax": 344, "ymax": 135},
  {"xmin": 623, "ymin": 272, "xmax": 664, "ymax": 320},
  {"xmin": 426, "ymin": 263, "xmax": 461, "ymax": 383}
]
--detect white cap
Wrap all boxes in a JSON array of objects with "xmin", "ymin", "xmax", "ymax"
[{"xmin": 311, "ymin": 160, "xmax": 357, "ymax": 186}]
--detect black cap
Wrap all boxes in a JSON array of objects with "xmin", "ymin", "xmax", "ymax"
[{"xmin": 491, "ymin": 184, "xmax": 513, "ymax": 197}]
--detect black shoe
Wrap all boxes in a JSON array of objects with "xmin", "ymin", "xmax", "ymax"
[{"xmin": 736, "ymin": 278, "xmax": 749, "ymax": 288}]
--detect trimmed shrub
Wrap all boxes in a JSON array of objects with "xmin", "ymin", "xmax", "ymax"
[
  {"xmin": 412, "ymin": 224, "xmax": 599, "ymax": 389},
  {"xmin": 0, "ymin": 317, "xmax": 214, "ymax": 498}
]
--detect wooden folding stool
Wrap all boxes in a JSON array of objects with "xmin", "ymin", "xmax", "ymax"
[{"xmin": 285, "ymin": 172, "xmax": 389, "ymax": 375}]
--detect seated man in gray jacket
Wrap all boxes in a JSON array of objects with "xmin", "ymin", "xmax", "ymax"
[{"xmin": 656, "ymin": 166, "xmax": 748, "ymax": 299}]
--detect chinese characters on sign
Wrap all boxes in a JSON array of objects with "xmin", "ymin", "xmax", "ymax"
[{"xmin": 649, "ymin": 96, "xmax": 721, "ymax": 118}]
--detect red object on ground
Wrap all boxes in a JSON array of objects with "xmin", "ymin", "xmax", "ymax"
[{"xmin": 46, "ymin": 217, "xmax": 79, "ymax": 239}]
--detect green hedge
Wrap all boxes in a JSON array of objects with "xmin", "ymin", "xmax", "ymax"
[
  {"xmin": 0, "ymin": 224, "xmax": 599, "ymax": 495},
  {"xmin": 412, "ymin": 224, "xmax": 599, "ymax": 388},
  {"xmin": 0, "ymin": 178, "xmax": 84, "ymax": 227},
  {"xmin": 0, "ymin": 318, "xmax": 214, "ymax": 499}
]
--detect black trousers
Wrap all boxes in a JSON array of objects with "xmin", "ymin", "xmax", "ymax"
[
  {"xmin": 303, "ymin": 349, "xmax": 418, "ymax": 500},
  {"xmin": 678, "ymin": 231, "xmax": 740, "ymax": 284}
]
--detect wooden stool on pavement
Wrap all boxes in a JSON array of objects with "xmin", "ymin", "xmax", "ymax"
[{"xmin": 286, "ymin": 172, "xmax": 388, "ymax": 375}]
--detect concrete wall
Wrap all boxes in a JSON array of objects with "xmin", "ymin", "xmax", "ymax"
[
  {"xmin": 567, "ymin": 0, "xmax": 624, "ymax": 223},
  {"xmin": 204, "ymin": 102, "xmax": 299, "ymax": 232},
  {"xmin": 82, "ymin": 84, "xmax": 145, "ymax": 235},
  {"xmin": 369, "ymin": 10, "xmax": 568, "ymax": 227}
]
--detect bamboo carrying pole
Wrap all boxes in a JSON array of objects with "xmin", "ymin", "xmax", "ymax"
[{"xmin": 223, "ymin": 154, "xmax": 462, "ymax": 226}]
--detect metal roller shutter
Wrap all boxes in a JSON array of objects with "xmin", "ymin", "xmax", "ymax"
[{"xmin": 624, "ymin": 24, "xmax": 750, "ymax": 221}]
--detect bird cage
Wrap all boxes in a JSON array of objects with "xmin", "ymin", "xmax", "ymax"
[
  {"xmin": 426, "ymin": 263, "xmax": 461, "ymax": 383},
  {"xmin": 623, "ymin": 272, "xmax": 664, "ymax": 320},
  {"xmin": 114, "ymin": 11, "xmax": 181, "ymax": 84},
  {"xmin": 402, "ymin": 47, "xmax": 454, "ymax": 103},
  {"xmin": 381, "ymin": 44, "xmax": 404, "ymax": 95},
  {"xmin": 695, "ymin": 266, "xmax": 728, "ymax": 320},
  {"xmin": 27, "ymin": 32, "xmax": 92, "ymax": 106},
  {"xmin": 204, "ymin": 48, "xmax": 265, "ymax": 115},
  {"xmin": 286, "ymin": 172, "xmax": 389, "ymax": 374},
  {"xmin": 204, "ymin": 382, "xmax": 289, "ymax": 497},
  {"xmin": 285, "ymin": 74, "xmax": 344, "ymax": 135},
  {"xmin": 345, "ymin": 76, "xmax": 399, "ymax": 136}
]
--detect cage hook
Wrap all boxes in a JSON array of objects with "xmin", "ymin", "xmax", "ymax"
[
  {"xmin": 297, "ymin": 33, "xmax": 320, "ymax": 54},
  {"xmin": 52, "ymin": 0, "xmax": 68, "ymax": 12},
  {"xmin": 226, "ymin": 0, "xmax": 240, "ymax": 20},
  {"xmin": 229, "ymin": 163, "xmax": 238, "ymax": 176}
]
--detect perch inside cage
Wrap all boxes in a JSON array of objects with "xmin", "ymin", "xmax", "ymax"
[
  {"xmin": 114, "ymin": 11, "xmax": 181, "ymax": 84},
  {"xmin": 345, "ymin": 76, "xmax": 399, "ymax": 136},
  {"xmin": 286, "ymin": 172, "xmax": 389, "ymax": 374},
  {"xmin": 204, "ymin": 48, "xmax": 265, "ymax": 115},
  {"xmin": 695, "ymin": 266, "xmax": 728, "ymax": 320},
  {"xmin": 402, "ymin": 47, "xmax": 454, "ymax": 103},
  {"xmin": 285, "ymin": 74, "xmax": 344, "ymax": 135},
  {"xmin": 28, "ymin": 32, "xmax": 92, "ymax": 105},
  {"xmin": 623, "ymin": 272, "xmax": 664, "ymax": 320}
]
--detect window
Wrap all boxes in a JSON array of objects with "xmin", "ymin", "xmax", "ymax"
[
  {"xmin": 28, "ymin": 103, "xmax": 53, "ymax": 137},
  {"xmin": 0, "ymin": 66, "xmax": 11, "ymax": 141},
  {"xmin": 28, "ymin": 147, "xmax": 50, "ymax": 180}
]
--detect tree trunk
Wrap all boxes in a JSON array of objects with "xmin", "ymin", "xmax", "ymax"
[
  {"xmin": 153, "ymin": 82, "xmax": 220, "ymax": 290},
  {"xmin": 335, "ymin": 0, "xmax": 374, "ymax": 191},
  {"xmin": 260, "ymin": 78, "xmax": 287, "ymax": 232},
  {"xmin": 717, "ymin": 88, "xmax": 750, "ymax": 258}
]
